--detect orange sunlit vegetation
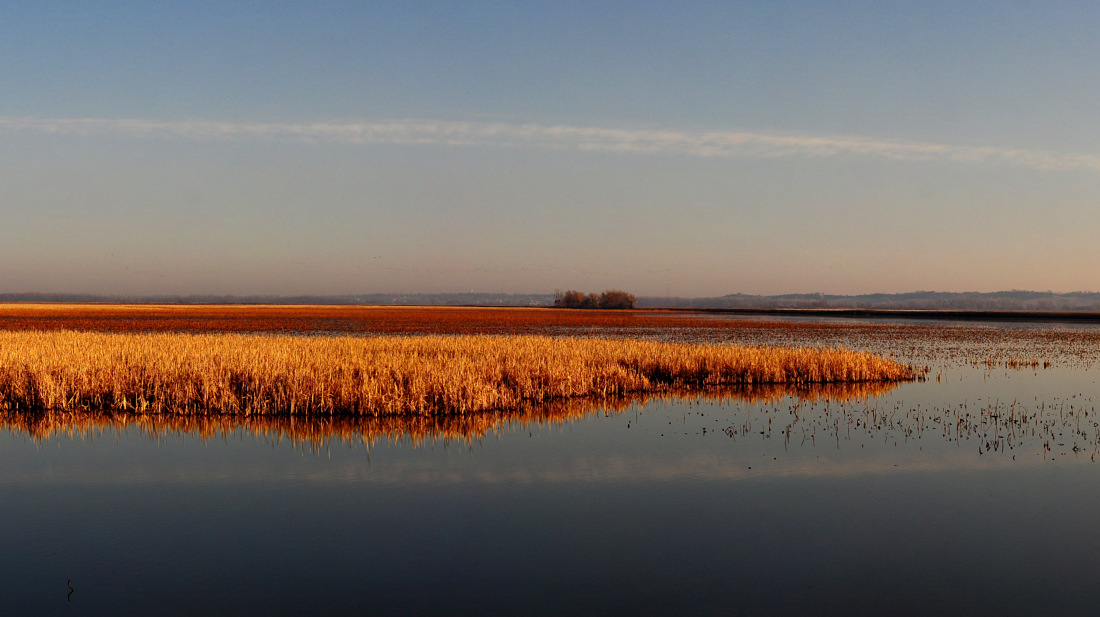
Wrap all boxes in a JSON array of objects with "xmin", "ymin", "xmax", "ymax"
[
  {"xmin": 0, "ymin": 332, "xmax": 920, "ymax": 416},
  {"xmin": 0, "ymin": 303, "xmax": 881, "ymax": 334},
  {"xmin": 2, "ymin": 382, "xmax": 903, "ymax": 447}
]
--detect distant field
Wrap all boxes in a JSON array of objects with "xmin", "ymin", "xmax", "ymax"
[
  {"xmin": 1, "ymin": 303, "xmax": 1084, "ymax": 371},
  {"xmin": 0, "ymin": 303, "xmax": 914, "ymax": 335},
  {"xmin": 0, "ymin": 304, "xmax": 657, "ymax": 333}
]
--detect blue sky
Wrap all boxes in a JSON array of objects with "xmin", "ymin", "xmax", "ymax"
[{"xmin": 3, "ymin": 1, "xmax": 1099, "ymax": 296}]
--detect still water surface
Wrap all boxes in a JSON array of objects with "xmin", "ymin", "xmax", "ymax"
[{"xmin": 3, "ymin": 321, "xmax": 1100, "ymax": 615}]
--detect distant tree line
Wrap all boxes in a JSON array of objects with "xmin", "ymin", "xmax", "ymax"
[{"xmin": 553, "ymin": 289, "xmax": 636, "ymax": 309}]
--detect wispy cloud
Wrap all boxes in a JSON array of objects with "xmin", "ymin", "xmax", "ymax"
[{"xmin": 4, "ymin": 115, "xmax": 1100, "ymax": 173}]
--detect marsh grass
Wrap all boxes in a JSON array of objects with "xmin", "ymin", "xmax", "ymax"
[
  {"xmin": 0, "ymin": 303, "xmax": 921, "ymax": 335},
  {"xmin": 0, "ymin": 332, "xmax": 920, "ymax": 416}
]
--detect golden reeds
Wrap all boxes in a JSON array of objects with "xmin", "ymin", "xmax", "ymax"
[{"xmin": 0, "ymin": 331, "xmax": 921, "ymax": 416}]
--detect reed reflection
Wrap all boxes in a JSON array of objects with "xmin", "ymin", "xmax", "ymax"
[{"xmin": 0, "ymin": 381, "xmax": 899, "ymax": 449}]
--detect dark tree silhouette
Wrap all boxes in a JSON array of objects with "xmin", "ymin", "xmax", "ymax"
[{"xmin": 554, "ymin": 289, "xmax": 635, "ymax": 309}]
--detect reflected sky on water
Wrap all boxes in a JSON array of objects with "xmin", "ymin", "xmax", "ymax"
[{"xmin": 3, "ymin": 324, "xmax": 1100, "ymax": 615}]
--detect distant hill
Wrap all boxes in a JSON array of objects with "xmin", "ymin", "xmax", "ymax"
[{"xmin": 637, "ymin": 291, "xmax": 1100, "ymax": 312}]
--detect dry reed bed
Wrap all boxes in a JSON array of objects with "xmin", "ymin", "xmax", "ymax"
[
  {"xmin": 3, "ymin": 304, "xmax": 1090, "ymax": 371},
  {"xmin": 2, "ymin": 382, "xmax": 901, "ymax": 447},
  {"xmin": 0, "ymin": 303, "xmax": 933, "ymax": 336},
  {"xmin": 0, "ymin": 304, "xmax": 691, "ymax": 334},
  {"xmin": 0, "ymin": 332, "xmax": 919, "ymax": 416}
]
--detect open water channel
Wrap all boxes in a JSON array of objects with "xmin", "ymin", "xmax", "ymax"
[{"xmin": 2, "ymin": 318, "xmax": 1099, "ymax": 615}]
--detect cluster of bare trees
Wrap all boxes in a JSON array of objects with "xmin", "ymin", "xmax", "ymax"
[{"xmin": 553, "ymin": 289, "xmax": 636, "ymax": 309}]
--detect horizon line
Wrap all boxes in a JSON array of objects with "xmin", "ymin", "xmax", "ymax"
[{"xmin": 2, "ymin": 289, "xmax": 1099, "ymax": 300}]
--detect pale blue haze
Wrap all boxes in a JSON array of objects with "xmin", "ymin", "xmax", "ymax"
[{"xmin": 2, "ymin": 1, "xmax": 1099, "ymax": 296}]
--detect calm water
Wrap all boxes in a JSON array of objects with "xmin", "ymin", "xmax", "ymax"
[{"xmin": 3, "ymin": 320, "xmax": 1100, "ymax": 615}]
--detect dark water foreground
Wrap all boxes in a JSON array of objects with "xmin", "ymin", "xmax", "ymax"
[{"xmin": 2, "ymin": 363, "xmax": 1098, "ymax": 616}]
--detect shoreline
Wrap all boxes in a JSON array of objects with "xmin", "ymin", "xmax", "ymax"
[{"xmin": 656, "ymin": 306, "xmax": 1100, "ymax": 324}]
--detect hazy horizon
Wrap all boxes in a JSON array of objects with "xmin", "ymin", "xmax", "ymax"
[{"xmin": 4, "ymin": 3, "xmax": 1099, "ymax": 297}]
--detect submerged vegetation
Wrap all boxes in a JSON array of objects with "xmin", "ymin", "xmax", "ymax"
[
  {"xmin": 0, "ymin": 332, "xmax": 919, "ymax": 416},
  {"xmin": 1, "ymin": 382, "xmax": 901, "ymax": 448}
]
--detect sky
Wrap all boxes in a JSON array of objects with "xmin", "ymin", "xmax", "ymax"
[{"xmin": 2, "ymin": 1, "xmax": 1099, "ymax": 297}]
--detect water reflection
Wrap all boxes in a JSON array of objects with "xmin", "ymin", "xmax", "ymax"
[
  {"xmin": 5, "ymin": 373, "xmax": 1094, "ymax": 471},
  {"xmin": 4, "ymin": 392, "xmax": 1099, "ymax": 615},
  {"xmin": 6, "ymin": 320, "xmax": 1100, "ymax": 616},
  {"xmin": 2, "ymin": 381, "xmax": 901, "ymax": 448}
]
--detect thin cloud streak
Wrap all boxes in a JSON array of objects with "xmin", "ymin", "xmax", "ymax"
[{"xmin": 4, "ymin": 116, "xmax": 1100, "ymax": 173}]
